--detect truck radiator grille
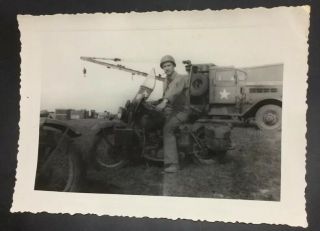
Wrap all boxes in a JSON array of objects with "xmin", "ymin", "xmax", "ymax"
[{"xmin": 249, "ymin": 88, "xmax": 278, "ymax": 93}]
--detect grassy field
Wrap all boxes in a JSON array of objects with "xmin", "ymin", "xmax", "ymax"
[{"xmin": 67, "ymin": 119, "xmax": 281, "ymax": 201}]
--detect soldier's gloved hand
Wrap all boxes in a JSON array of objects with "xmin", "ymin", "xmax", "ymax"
[{"xmin": 155, "ymin": 99, "xmax": 168, "ymax": 111}]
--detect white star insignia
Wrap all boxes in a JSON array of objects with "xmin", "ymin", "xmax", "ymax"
[{"xmin": 219, "ymin": 89, "xmax": 230, "ymax": 99}]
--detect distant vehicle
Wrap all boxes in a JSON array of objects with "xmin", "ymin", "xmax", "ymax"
[
  {"xmin": 40, "ymin": 110, "xmax": 49, "ymax": 118},
  {"xmin": 40, "ymin": 110, "xmax": 55, "ymax": 119}
]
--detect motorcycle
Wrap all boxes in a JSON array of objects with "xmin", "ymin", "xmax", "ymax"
[{"xmin": 90, "ymin": 69, "xmax": 233, "ymax": 169}]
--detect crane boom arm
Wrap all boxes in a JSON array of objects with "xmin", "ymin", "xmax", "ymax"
[{"xmin": 80, "ymin": 56, "xmax": 165, "ymax": 82}]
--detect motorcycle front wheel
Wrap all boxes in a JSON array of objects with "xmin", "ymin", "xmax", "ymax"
[
  {"xmin": 35, "ymin": 141, "xmax": 82, "ymax": 192},
  {"xmin": 92, "ymin": 131, "xmax": 128, "ymax": 169}
]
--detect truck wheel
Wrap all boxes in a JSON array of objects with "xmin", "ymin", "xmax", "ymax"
[
  {"xmin": 190, "ymin": 75, "xmax": 209, "ymax": 96},
  {"xmin": 92, "ymin": 132, "xmax": 128, "ymax": 169},
  {"xmin": 255, "ymin": 104, "xmax": 282, "ymax": 131}
]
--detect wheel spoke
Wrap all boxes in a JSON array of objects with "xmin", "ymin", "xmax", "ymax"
[
  {"xmin": 191, "ymin": 128, "xmax": 215, "ymax": 163},
  {"xmin": 94, "ymin": 132, "xmax": 127, "ymax": 169}
]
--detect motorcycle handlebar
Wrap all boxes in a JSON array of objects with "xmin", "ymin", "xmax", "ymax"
[{"xmin": 142, "ymin": 100, "xmax": 165, "ymax": 114}]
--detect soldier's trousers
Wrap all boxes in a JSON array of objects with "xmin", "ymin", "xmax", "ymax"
[{"xmin": 163, "ymin": 110, "xmax": 190, "ymax": 165}]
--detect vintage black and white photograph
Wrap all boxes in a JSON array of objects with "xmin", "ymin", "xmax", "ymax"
[
  {"xmin": 36, "ymin": 57, "xmax": 283, "ymax": 199},
  {"xmin": 12, "ymin": 7, "xmax": 309, "ymax": 226}
]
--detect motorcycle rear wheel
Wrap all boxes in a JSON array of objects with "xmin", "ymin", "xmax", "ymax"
[{"xmin": 192, "ymin": 127, "xmax": 216, "ymax": 165}]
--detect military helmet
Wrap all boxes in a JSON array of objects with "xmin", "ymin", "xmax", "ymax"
[{"xmin": 160, "ymin": 55, "xmax": 176, "ymax": 68}]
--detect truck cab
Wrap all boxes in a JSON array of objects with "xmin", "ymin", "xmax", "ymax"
[{"xmin": 187, "ymin": 62, "xmax": 283, "ymax": 130}]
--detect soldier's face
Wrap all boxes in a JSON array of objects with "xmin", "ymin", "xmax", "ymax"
[{"xmin": 162, "ymin": 62, "xmax": 175, "ymax": 76}]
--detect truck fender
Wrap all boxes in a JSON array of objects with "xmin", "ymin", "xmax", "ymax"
[{"xmin": 242, "ymin": 98, "xmax": 282, "ymax": 118}]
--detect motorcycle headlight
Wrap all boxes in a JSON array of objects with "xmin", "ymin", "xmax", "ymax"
[{"xmin": 117, "ymin": 107, "xmax": 124, "ymax": 120}]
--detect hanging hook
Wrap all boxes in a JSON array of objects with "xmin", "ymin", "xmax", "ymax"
[
  {"xmin": 131, "ymin": 73, "xmax": 135, "ymax": 80},
  {"xmin": 83, "ymin": 67, "xmax": 87, "ymax": 77}
]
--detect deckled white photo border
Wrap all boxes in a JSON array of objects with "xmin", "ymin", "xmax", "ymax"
[{"xmin": 12, "ymin": 6, "xmax": 309, "ymax": 227}]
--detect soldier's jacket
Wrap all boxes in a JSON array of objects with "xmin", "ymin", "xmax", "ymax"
[{"xmin": 163, "ymin": 71, "xmax": 189, "ymax": 111}]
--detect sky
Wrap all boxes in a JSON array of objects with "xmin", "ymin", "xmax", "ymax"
[{"xmin": 19, "ymin": 7, "xmax": 309, "ymax": 113}]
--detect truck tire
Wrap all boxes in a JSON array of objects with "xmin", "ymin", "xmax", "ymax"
[
  {"xmin": 255, "ymin": 104, "xmax": 282, "ymax": 131},
  {"xmin": 190, "ymin": 75, "xmax": 209, "ymax": 96}
]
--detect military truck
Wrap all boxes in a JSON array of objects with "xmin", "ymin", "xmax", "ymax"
[{"xmin": 186, "ymin": 61, "xmax": 283, "ymax": 130}]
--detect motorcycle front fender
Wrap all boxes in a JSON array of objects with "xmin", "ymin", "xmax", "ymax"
[
  {"xmin": 41, "ymin": 118, "xmax": 81, "ymax": 138},
  {"xmin": 90, "ymin": 119, "xmax": 127, "ymax": 135}
]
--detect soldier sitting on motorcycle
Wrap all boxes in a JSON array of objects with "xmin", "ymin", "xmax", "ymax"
[{"xmin": 156, "ymin": 55, "xmax": 191, "ymax": 173}]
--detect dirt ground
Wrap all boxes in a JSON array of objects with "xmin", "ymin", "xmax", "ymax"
[{"xmin": 67, "ymin": 119, "xmax": 281, "ymax": 201}]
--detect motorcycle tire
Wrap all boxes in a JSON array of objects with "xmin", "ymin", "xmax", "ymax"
[
  {"xmin": 35, "ymin": 139, "xmax": 82, "ymax": 192},
  {"xmin": 191, "ymin": 127, "xmax": 216, "ymax": 165},
  {"xmin": 92, "ymin": 131, "xmax": 128, "ymax": 169}
]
